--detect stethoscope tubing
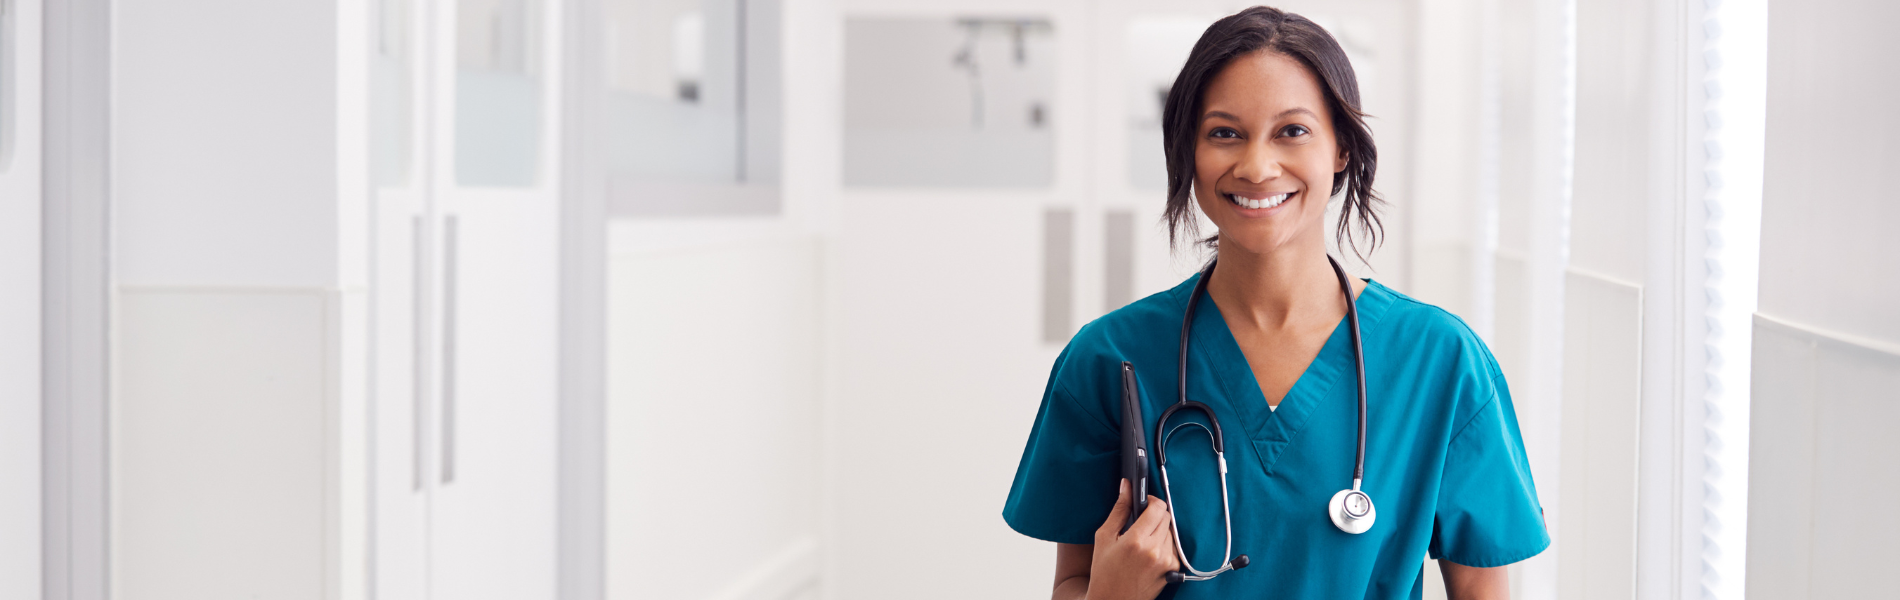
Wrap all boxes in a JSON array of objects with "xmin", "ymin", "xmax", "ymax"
[
  {"xmin": 1158, "ymin": 421, "xmax": 1234, "ymax": 581},
  {"xmin": 1329, "ymin": 256, "xmax": 1369, "ymax": 487},
  {"xmin": 1155, "ymin": 255, "xmax": 1370, "ymax": 582}
]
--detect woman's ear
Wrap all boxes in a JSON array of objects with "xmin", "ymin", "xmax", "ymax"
[{"xmin": 1335, "ymin": 148, "xmax": 1350, "ymax": 173}]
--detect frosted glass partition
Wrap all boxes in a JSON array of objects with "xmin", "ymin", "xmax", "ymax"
[
  {"xmin": 607, "ymin": 0, "xmax": 736, "ymax": 182},
  {"xmin": 373, "ymin": 0, "xmax": 413, "ymax": 186},
  {"xmin": 843, "ymin": 17, "xmax": 1054, "ymax": 188},
  {"xmin": 604, "ymin": 0, "xmax": 780, "ymax": 216},
  {"xmin": 1123, "ymin": 16, "xmax": 1213, "ymax": 190},
  {"xmin": 456, "ymin": 0, "xmax": 541, "ymax": 187}
]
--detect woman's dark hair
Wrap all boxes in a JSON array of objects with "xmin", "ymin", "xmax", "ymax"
[{"xmin": 1161, "ymin": 6, "xmax": 1384, "ymax": 260}]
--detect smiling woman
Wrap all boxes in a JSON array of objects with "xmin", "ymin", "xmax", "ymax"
[
  {"xmin": 1001, "ymin": 6, "xmax": 1548, "ymax": 600},
  {"xmin": 1159, "ymin": 7, "xmax": 1382, "ymax": 260}
]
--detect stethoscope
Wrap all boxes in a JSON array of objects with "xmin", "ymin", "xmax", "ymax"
[{"xmin": 1156, "ymin": 255, "xmax": 1375, "ymax": 584}]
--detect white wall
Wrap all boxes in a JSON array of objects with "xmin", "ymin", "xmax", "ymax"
[
  {"xmin": 0, "ymin": 0, "xmax": 44, "ymax": 596},
  {"xmin": 605, "ymin": 233, "xmax": 824, "ymax": 600},
  {"xmin": 599, "ymin": 0, "xmax": 840, "ymax": 597},
  {"xmin": 1746, "ymin": 0, "xmax": 1900, "ymax": 596},
  {"xmin": 112, "ymin": 3, "xmax": 346, "ymax": 289},
  {"xmin": 1407, "ymin": 0, "xmax": 1488, "ymax": 321},
  {"xmin": 114, "ymin": 291, "xmax": 337, "ymax": 600},
  {"xmin": 109, "ymin": 1, "xmax": 370, "ymax": 597}
]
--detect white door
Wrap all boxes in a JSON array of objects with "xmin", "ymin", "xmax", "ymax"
[
  {"xmin": 370, "ymin": 0, "xmax": 435, "ymax": 598},
  {"xmin": 373, "ymin": 0, "xmax": 561, "ymax": 597},
  {"xmin": 428, "ymin": 0, "xmax": 562, "ymax": 597}
]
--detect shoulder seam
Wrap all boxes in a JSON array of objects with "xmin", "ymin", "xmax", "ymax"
[
  {"xmin": 1054, "ymin": 382, "xmax": 1119, "ymax": 435},
  {"xmin": 1381, "ymin": 291, "xmax": 1485, "ymax": 338},
  {"xmin": 1446, "ymin": 371, "xmax": 1505, "ymax": 443}
]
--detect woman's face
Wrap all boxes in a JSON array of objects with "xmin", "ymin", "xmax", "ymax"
[{"xmin": 1192, "ymin": 51, "xmax": 1348, "ymax": 256}]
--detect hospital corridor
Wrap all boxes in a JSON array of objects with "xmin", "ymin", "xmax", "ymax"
[{"xmin": 2, "ymin": 0, "xmax": 1897, "ymax": 599}]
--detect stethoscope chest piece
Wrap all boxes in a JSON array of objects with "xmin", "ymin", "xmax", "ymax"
[{"xmin": 1327, "ymin": 487, "xmax": 1376, "ymax": 534}]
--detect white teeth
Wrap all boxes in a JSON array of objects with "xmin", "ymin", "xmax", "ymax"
[{"xmin": 1228, "ymin": 193, "xmax": 1291, "ymax": 210}]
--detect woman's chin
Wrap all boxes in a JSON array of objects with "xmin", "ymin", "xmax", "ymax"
[{"xmin": 1214, "ymin": 229, "xmax": 1307, "ymax": 257}]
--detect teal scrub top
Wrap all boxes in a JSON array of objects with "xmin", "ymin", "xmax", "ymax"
[{"xmin": 1003, "ymin": 273, "xmax": 1549, "ymax": 599}]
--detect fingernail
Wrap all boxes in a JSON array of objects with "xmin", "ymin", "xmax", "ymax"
[{"xmin": 1120, "ymin": 479, "xmax": 1129, "ymax": 496}]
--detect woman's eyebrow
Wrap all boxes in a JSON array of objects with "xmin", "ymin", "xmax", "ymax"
[{"xmin": 1200, "ymin": 107, "xmax": 1319, "ymax": 123}]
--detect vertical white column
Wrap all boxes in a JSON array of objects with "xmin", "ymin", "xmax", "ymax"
[
  {"xmin": 42, "ymin": 0, "xmax": 113, "ymax": 597},
  {"xmin": 1696, "ymin": 1, "xmax": 1765, "ymax": 598},
  {"xmin": 559, "ymin": 0, "xmax": 610, "ymax": 597}
]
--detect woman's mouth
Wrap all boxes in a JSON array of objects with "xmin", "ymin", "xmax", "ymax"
[{"xmin": 1225, "ymin": 192, "xmax": 1292, "ymax": 210}]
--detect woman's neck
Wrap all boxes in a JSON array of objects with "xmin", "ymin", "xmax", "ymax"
[{"xmin": 1204, "ymin": 238, "xmax": 1342, "ymax": 331}]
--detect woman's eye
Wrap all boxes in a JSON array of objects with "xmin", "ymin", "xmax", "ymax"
[
  {"xmin": 1208, "ymin": 127, "xmax": 1240, "ymax": 139},
  {"xmin": 1281, "ymin": 124, "xmax": 1310, "ymax": 138}
]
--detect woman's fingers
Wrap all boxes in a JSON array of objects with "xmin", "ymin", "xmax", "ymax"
[
  {"xmin": 1160, "ymin": 520, "xmax": 1183, "ymax": 570},
  {"xmin": 1096, "ymin": 479, "xmax": 1133, "ymax": 541},
  {"xmin": 1135, "ymin": 496, "xmax": 1179, "ymax": 578},
  {"xmin": 1135, "ymin": 495, "xmax": 1172, "ymax": 539}
]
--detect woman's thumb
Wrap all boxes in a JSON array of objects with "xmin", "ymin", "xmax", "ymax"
[{"xmin": 1103, "ymin": 479, "xmax": 1132, "ymax": 528}]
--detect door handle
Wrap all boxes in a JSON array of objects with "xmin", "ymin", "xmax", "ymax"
[
  {"xmin": 412, "ymin": 214, "xmax": 428, "ymax": 491},
  {"xmin": 442, "ymin": 214, "xmax": 459, "ymax": 485}
]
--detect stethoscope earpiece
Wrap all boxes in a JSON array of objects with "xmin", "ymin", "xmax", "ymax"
[{"xmin": 1163, "ymin": 555, "xmax": 1248, "ymax": 585}]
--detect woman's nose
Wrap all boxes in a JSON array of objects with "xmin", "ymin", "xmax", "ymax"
[{"xmin": 1231, "ymin": 142, "xmax": 1282, "ymax": 183}]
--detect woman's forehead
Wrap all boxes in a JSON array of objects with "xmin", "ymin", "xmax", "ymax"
[{"xmin": 1201, "ymin": 52, "xmax": 1328, "ymax": 122}]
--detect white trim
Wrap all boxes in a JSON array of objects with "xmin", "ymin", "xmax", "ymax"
[
  {"xmin": 1754, "ymin": 312, "xmax": 1900, "ymax": 360},
  {"xmin": 1563, "ymin": 266, "xmax": 1639, "ymax": 291},
  {"xmin": 114, "ymin": 284, "xmax": 372, "ymax": 295}
]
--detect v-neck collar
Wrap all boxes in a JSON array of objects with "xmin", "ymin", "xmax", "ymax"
[{"xmin": 1177, "ymin": 276, "xmax": 1397, "ymax": 476}]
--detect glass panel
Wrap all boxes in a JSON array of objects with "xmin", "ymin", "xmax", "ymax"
[
  {"xmin": 373, "ymin": 0, "xmax": 413, "ymax": 186},
  {"xmin": 843, "ymin": 17, "xmax": 1054, "ymax": 188},
  {"xmin": 456, "ymin": 0, "xmax": 541, "ymax": 187},
  {"xmin": 604, "ymin": 0, "xmax": 744, "ymax": 184},
  {"xmin": 1123, "ymin": 16, "xmax": 1213, "ymax": 190}
]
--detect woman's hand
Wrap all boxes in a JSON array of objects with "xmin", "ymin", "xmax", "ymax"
[{"xmin": 1085, "ymin": 479, "xmax": 1182, "ymax": 600}]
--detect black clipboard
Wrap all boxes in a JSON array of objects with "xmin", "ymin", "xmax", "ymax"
[{"xmin": 1118, "ymin": 361, "xmax": 1149, "ymax": 534}]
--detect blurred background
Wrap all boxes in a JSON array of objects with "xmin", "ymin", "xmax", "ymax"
[{"xmin": 4, "ymin": 0, "xmax": 1897, "ymax": 599}]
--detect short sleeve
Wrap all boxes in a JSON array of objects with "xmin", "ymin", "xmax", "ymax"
[
  {"xmin": 1002, "ymin": 382, "xmax": 1121, "ymax": 545},
  {"xmin": 1428, "ymin": 377, "xmax": 1551, "ymax": 567}
]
